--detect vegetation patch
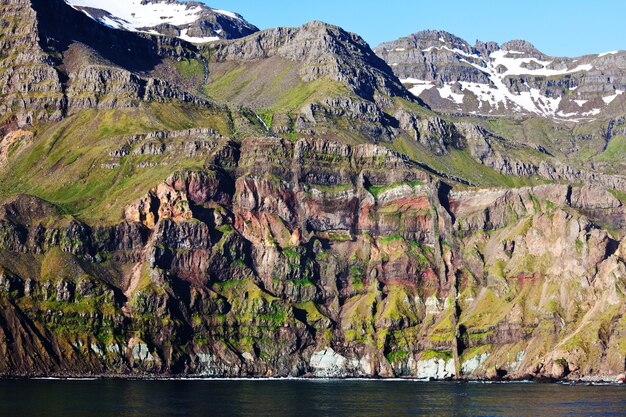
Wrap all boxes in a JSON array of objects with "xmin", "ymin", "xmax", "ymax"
[{"xmin": 366, "ymin": 180, "xmax": 422, "ymax": 198}]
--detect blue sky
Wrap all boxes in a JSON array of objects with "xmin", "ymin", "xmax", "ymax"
[{"xmin": 203, "ymin": 0, "xmax": 624, "ymax": 57}]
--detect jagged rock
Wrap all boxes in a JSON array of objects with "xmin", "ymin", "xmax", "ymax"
[
  {"xmin": 0, "ymin": 1, "xmax": 625, "ymax": 382},
  {"xmin": 0, "ymin": 0, "xmax": 212, "ymax": 128}
]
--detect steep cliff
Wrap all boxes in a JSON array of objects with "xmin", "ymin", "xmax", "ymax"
[
  {"xmin": 0, "ymin": 132, "xmax": 623, "ymax": 380},
  {"xmin": 0, "ymin": 0, "xmax": 624, "ymax": 381}
]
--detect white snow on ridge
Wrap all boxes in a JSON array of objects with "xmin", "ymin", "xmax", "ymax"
[
  {"xmin": 419, "ymin": 46, "xmax": 481, "ymax": 59},
  {"xmin": 583, "ymin": 108, "xmax": 601, "ymax": 116},
  {"xmin": 403, "ymin": 45, "xmax": 598, "ymax": 119},
  {"xmin": 401, "ymin": 78, "xmax": 429, "ymax": 84},
  {"xmin": 489, "ymin": 50, "xmax": 593, "ymax": 77},
  {"xmin": 65, "ymin": 0, "xmax": 242, "ymax": 40},
  {"xmin": 213, "ymin": 9, "xmax": 240, "ymax": 20},
  {"xmin": 66, "ymin": 0, "xmax": 205, "ymax": 31},
  {"xmin": 438, "ymin": 84, "xmax": 464, "ymax": 104},
  {"xmin": 401, "ymin": 79, "xmax": 436, "ymax": 96},
  {"xmin": 557, "ymin": 111, "xmax": 578, "ymax": 118},
  {"xmin": 462, "ymin": 53, "xmax": 573, "ymax": 117},
  {"xmin": 179, "ymin": 29, "xmax": 219, "ymax": 44},
  {"xmin": 598, "ymin": 50, "xmax": 618, "ymax": 57},
  {"xmin": 443, "ymin": 46, "xmax": 481, "ymax": 59}
]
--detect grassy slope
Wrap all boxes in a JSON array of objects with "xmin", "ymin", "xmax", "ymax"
[
  {"xmin": 0, "ymin": 82, "xmax": 551, "ymax": 227},
  {"xmin": 390, "ymin": 99, "xmax": 550, "ymax": 188},
  {"xmin": 204, "ymin": 56, "xmax": 351, "ymax": 112},
  {"xmin": 482, "ymin": 116, "xmax": 610, "ymax": 166},
  {"xmin": 2, "ymin": 50, "xmax": 609, "ymax": 225},
  {"xmin": 0, "ymin": 103, "xmax": 236, "ymax": 224}
]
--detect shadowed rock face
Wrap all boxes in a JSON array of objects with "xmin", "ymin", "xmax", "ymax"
[
  {"xmin": 0, "ymin": 133, "xmax": 624, "ymax": 381},
  {"xmin": 0, "ymin": 0, "xmax": 212, "ymax": 126}
]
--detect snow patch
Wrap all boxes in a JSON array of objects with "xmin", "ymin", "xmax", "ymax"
[
  {"xmin": 409, "ymin": 84, "xmax": 435, "ymax": 96},
  {"xmin": 438, "ymin": 84, "xmax": 464, "ymax": 104},
  {"xmin": 489, "ymin": 50, "xmax": 593, "ymax": 77},
  {"xmin": 442, "ymin": 45, "xmax": 481, "ymax": 59},
  {"xmin": 395, "ymin": 48, "xmax": 406, "ymax": 52},
  {"xmin": 213, "ymin": 9, "xmax": 240, "ymax": 20},
  {"xmin": 65, "ymin": 0, "xmax": 244, "ymax": 40},
  {"xmin": 557, "ymin": 111, "xmax": 579, "ymax": 118},
  {"xmin": 66, "ymin": 0, "xmax": 206, "ymax": 31},
  {"xmin": 400, "ymin": 78, "xmax": 436, "ymax": 96},
  {"xmin": 598, "ymin": 50, "xmax": 618, "ymax": 57},
  {"xmin": 602, "ymin": 90, "xmax": 623, "ymax": 104},
  {"xmin": 401, "ymin": 38, "xmax": 600, "ymax": 119},
  {"xmin": 420, "ymin": 45, "xmax": 481, "ymax": 59},
  {"xmin": 583, "ymin": 108, "xmax": 601, "ymax": 116}
]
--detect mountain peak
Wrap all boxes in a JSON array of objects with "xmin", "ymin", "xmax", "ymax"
[
  {"xmin": 209, "ymin": 21, "xmax": 411, "ymax": 105},
  {"xmin": 376, "ymin": 29, "xmax": 626, "ymax": 121},
  {"xmin": 409, "ymin": 29, "xmax": 467, "ymax": 45},
  {"xmin": 302, "ymin": 20, "xmax": 338, "ymax": 29},
  {"xmin": 65, "ymin": 0, "xmax": 258, "ymax": 43},
  {"xmin": 501, "ymin": 39, "xmax": 543, "ymax": 56}
]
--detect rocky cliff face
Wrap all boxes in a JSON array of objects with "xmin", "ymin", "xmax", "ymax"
[
  {"xmin": 375, "ymin": 30, "xmax": 626, "ymax": 121},
  {"xmin": 0, "ymin": 0, "xmax": 212, "ymax": 128},
  {"xmin": 0, "ymin": 132, "xmax": 623, "ymax": 380},
  {"xmin": 0, "ymin": 0, "xmax": 624, "ymax": 381},
  {"xmin": 0, "ymin": 0, "xmax": 66, "ymax": 125}
]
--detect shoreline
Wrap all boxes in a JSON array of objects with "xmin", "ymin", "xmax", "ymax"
[{"xmin": 1, "ymin": 374, "xmax": 624, "ymax": 385}]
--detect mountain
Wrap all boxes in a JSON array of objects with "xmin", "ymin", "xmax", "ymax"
[
  {"xmin": 375, "ymin": 30, "xmax": 626, "ymax": 121},
  {"xmin": 0, "ymin": 0, "xmax": 624, "ymax": 381},
  {"xmin": 1, "ymin": 0, "xmax": 227, "ymax": 129},
  {"xmin": 65, "ymin": 0, "xmax": 259, "ymax": 43},
  {"xmin": 203, "ymin": 20, "xmax": 415, "ymax": 143}
]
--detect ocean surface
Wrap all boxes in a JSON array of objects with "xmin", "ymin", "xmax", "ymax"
[{"xmin": 0, "ymin": 378, "xmax": 624, "ymax": 417}]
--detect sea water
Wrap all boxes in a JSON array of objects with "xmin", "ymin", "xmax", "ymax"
[{"xmin": 0, "ymin": 378, "xmax": 624, "ymax": 416}]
